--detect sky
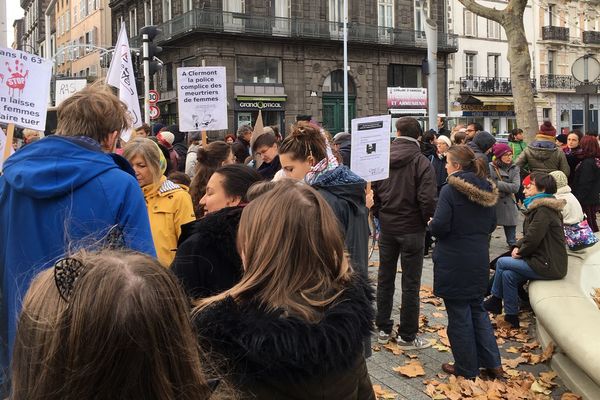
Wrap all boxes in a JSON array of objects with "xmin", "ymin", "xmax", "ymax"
[{"xmin": 6, "ymin": 1, "xmax": 24, "ymax": 48}]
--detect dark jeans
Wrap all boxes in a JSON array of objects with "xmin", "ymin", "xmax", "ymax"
[
  {"xmin": 444, "ymin": 298, "xmax": 501, "ymax": 378},
  {"xmin": 376, "ymin": 231, "xmax": 425, "ymax": 341}
]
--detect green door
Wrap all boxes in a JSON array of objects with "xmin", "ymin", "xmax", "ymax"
[{"xmin": 322, "ymin": 95, "xmax": 356, "ymax": 134}]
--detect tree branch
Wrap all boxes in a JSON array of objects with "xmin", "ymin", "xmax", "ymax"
[{"xmin": 458, "ymin": 0, "xmax": 503, "ymax": 23}]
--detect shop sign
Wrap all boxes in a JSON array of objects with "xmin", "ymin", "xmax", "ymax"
[
  {"xmin": 460, "ymin": 104, "xmax": 514, "ymax": 112},
  {"xmin": 387, "ymin": 87, "xmax": 427, "ymax": 109},
  {"xmin": 463, "ymin": 111, "xmax": 516, "ymax": 117},
  {"xmin": 238, "ymin": 101, "xmax": 283, "ymax": 109}
]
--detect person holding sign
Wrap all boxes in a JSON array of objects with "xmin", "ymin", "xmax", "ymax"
[{"xmin": 0, "ymin": 83, "xmax": 155, "ymax": 385}]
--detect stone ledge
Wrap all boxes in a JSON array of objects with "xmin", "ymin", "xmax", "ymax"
[{"xmin": 529, "ymin": 237, "xmax": 600, "ymax": 400}]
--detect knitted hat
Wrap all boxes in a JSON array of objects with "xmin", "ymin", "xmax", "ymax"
[
  {"xmin": 493, "ymin": 143, "xmax": 512, "ymax": 159},
  {"xmin": 537, "ymin": 120, "xmax": 557, "ymax": 141},
  {"xmin": 522, "ymin": 174, "xmax": 531, "ymax": 187},
  {"xmin": 556, "ymin": 133, "xmax": 568, "ymax": 145},
  {"xmin": 437, "ymin": 135, "xmax": 452, "ymax": 148},
  {"xmin": 157, "ymin": 131, "xmax": 175, "ymax": 148},
  {"xmin": 473, "ymin": 131, "xmax": 496, "ymax": 153},
  {"xmin": 549, "ymin": 170, "xmax": 568, "ymax": 189}
]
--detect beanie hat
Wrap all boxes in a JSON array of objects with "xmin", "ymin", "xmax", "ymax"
[
  {"xmin": 537, "ymin": 120, "xmax": 557, "ymax": 141},
  {"xmin": 473, "ymin": 131, "xmax": 496, "ymax": 153},
  {"xmin": 549, "ymin": 170, "xmax": 568, "ymax": 189},
  {"xmin": 157, "ymin": 131, "xmax": 175, "ymax": 148},
  {"xmin": 556, "ymin": 133, "xmax": 568, "ymax": 145},
  {"xmin": 522, "ymin": 174, "xmax": 531, "ymax": 187},
  {"xmin": 493, "ymin": 143, "xmax": 512, "ymax": 159},
  {"xmin": 437, "ymin": 135, "xmax": 452, "ymax": 148}
]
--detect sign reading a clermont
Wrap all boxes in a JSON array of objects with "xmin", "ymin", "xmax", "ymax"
[{"xmin": 239, "ymin": 101, "xmax": 283, "ymax": 109}]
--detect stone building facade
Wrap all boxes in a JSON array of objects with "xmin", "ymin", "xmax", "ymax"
[{"xmin": 109, "ymin": 0, "xmax": 457, "ymax": 135}]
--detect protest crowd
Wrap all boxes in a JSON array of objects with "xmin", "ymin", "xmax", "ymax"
[{"xmin": 2, "ymin": 81, "xmax": 600, "ymax": 400}]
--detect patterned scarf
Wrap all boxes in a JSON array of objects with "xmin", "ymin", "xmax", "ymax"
[{"xmin": 305, "ymin": 154, "xmax": 340, "ymax": 185}]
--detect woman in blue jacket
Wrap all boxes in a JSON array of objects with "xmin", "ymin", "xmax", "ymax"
[{"xmin": 429, "ymin": 145, "xmax": 503, "ymax": 379}]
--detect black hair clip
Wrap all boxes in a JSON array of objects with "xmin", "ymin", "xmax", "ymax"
[{"xmin": 54, "ymin": 257, "xmax": 85, "ymax": 301}]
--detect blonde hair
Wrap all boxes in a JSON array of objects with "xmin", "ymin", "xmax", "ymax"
[
  {"xmin": 56, "ymin": 81, "xmax": 130, "ymax": 144},
  {"xmin": 195, "ymin": 181, "xmax": 352, "ymax": 323},
  {"xmin": 122, "ymin": 138, "xmax": 163, "ymax": 184},
  {"xmin": 11, "ymin": 250, "xmax": 215, "ymax": 400}
]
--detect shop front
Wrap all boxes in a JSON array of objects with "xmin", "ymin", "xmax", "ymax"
[
  {"xmin": 451, "ymin": 96, "xmax": 517, "ymax": 136},
  {"xmin": 555, "ymin": 94, "xmax": 600, "ymax": 134},
  {"xmin": 387, "ymin": 87, "xmax": 428, "ymax": 134},
  {"xmin": 234, "ymin": 96, "xmax": 286, "ymax": 135}
]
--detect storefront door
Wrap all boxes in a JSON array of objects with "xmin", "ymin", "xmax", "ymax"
[{"xmin": 322, "ymin": 95, "xmax": 356, "ymax": 134}]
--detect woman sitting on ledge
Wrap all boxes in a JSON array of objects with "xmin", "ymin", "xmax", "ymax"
[{"xmin": 484, "ymin": 172, "xmax": 568, "ymax": 329}]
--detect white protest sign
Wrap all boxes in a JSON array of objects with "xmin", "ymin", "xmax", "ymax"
[
  {"xmin": 0, "ymin": 126, "xmax": 15, "ymax": 171},
  {"xmin": 0, "ymin": 47, "xmax": 52, "ymax": 130},
  {"xmin": 350, "ymin": 115, "xmax": 392, "ymax": 182},
  {"xmin": 177, "ymin": 67, "xmax": 227, "ymax": 132},
  {"xmin": 55, "ymin": 78, "xmax": 88, "ymax": 106}
]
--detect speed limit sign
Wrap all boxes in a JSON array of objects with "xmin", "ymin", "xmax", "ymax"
[
  {"xmin": 149, "ymin": 105, "xmax": 160, "ymax": 120},
  {"xmin": 148, "ymin": 90, "xmax": 159, "ymax": 104}
]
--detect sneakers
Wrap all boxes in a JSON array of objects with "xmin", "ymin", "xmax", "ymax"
[
  {"xmin": 396, "ymin": 335, "xmax": 432, "ymax": 350},
  {"xmin": 377, "ymin": 331, "xmax": 391, "ymax": 344}
]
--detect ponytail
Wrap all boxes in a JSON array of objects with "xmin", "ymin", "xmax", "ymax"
[
  {"xmin": 447, "ymin": 145, "xmax": 488, "ymax": 179},
  {"xmin": 279, "ymin": 122, "xmax": 328, "ymax": 162}
]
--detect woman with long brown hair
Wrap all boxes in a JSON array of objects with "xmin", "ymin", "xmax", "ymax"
[
  {"xmin": 11, "ymin": 250, "xmax": 218, "ymax": 400},
  {"xmin": 193, "ymin": 181, "xmax": 375, "ymax": 399},
  {"xmin": 429, "ymin": 145, "xmax": 502, "ymax": 379}
]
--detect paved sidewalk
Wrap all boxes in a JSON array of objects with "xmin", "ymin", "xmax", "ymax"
[{"xmin": 367, "ymin": 226, "xmax": 579, "ymax": 400}]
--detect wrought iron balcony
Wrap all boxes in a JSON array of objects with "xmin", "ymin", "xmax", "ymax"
[
  {"xmin": 459, "ymin": 76, "xmax": 536, "ymax": 95},
  {"xmin": 540, "ymin": 74, "xmax": 575, "ymax": 90},
  {"xmin": 130, "ymin": 9, "xmax": 458, "ymax": 52},
  {"xmin": 583, "ymin": 31, "xmax": 600, "ymax": 45},
  {"xmin": 542, "ymin": 26, "xmax": 569, "ymax": 41}
]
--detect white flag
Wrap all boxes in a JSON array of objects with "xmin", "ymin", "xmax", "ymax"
[
  {"xmin": 0, "ymin": 127, "xmax": 15, "ymax": 172},
  {"xmin": 107, "ymin": 23, "xmax": 142, "ymax": 142}
]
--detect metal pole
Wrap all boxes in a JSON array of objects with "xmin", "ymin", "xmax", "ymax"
[
  {"xmin": 143, "ymin": 33, "xmax": 150, "ymax": 124},
  {"xmin": 343, "ymin": 0, "xmax": 349, "ymax": 133},
  {"xmin": 584, "ymin": 55, "xmax": 590, "ymax": 134},
  {"xmin": 421, "ymin": 3, "xmax": 438, "ymax": 132}
]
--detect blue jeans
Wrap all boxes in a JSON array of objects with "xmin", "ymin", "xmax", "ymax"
[
  {"xmin": 491, "ymin": 256, "xmax": 545, "ymax": 315},
  {"xmin": 503, "ymin": 226, "xmax": 517, "ymax": 246},
  {"xmin": 444, "ymin": 298, "xmax": 501, "ymax": 378}
]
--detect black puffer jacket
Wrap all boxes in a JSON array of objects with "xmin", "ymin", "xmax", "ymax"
[
  {"xmin": 517, "ymin": 197, "xmax": 568, "ymax": 279},
  {"xmin": 171, "ymin": 207, "xmax": 243, "ymax": 300},
  {"xmin": 312, "ymin": 166, "xmax": 369, "ymax": 277},
  {"xmin": 572, "ymin": 157, "xmax": 600, "ymax": 206},
  {"xmin": 193, "ymin": 275, "xmax": 376, "ymax": 400},
  {"xmin": 430, "ymin": 171, "xmax": 498, "ymax": 299}
]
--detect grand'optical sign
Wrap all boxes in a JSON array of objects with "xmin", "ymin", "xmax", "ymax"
[
  {"xmin": 238, "ymin": 101, "xmax": 283, "ymax": 109},
  {"xmin": 387, "ymin": 87, "xmax": 427, "ymax": 109}
]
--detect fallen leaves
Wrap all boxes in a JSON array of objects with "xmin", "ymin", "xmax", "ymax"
[
  {"xmin": 591, "ymin": 288, "xmax": 600, "ymax": 309},
  {"xmin": 383, "ymin": 342, "xmax": 403, "ymax": 356},
  {"xmin": 372, "ymin": 384, "xmax": 397, "ymax": 399},
  {"xmin": 561, "ymin": 393, "xmax": 583, "ymax": 400},
  {"xmin": 393, "ymin": 360, "xmax": 426, "ymax": 378}
]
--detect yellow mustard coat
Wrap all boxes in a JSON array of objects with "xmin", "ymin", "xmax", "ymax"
[{"xmin": 142, "ymin": 176, "xmax": 195, "ymax": 267}]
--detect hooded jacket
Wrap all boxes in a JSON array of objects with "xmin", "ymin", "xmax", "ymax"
[
  {"xmin": 0, "ymin": 136, "xmax": 155, "ymax": 377},
  {"xmin": 517, "ymin": 197, "xmax": 568, "ymax": 279},
  {"xmin": 516, "ymin": 140, "xmax": 570, "ymax": 176},
  {"xmin": 430, "ymin": 171, "xmax": 498, "ymax": 299},
  {"xmin": 572, "ymin": 157, "xmax": 600, "ymax": 206},
  {"xmin": 373, "ymin": 136, "xmax": 437, "ymax": 235},
  {"xmin": 312, "ymin": 166, "xmax": 369, "ymax": 277},
  {"xmin": 554, "ymin": 185, "xmax": 585, "ymax": 225},
  {"xmin": 172, "ymin": 206, "xmax": 243, "ymax": 300},
  {"xmin": 193, "ymin": 275, "xmax": 376, "ymax": 400}
]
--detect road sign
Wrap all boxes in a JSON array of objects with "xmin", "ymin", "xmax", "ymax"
[
  {"xmin": 148, "ymin": 90, "xmax": 160, "ymax": 104},
  {"xmin": 149, "ymin": 105, "xmax": 160, "ymax": 120},
  {"xmin": 575, "ymin": 84, "xmax": 598, "ymax": 95},
  {"xmin": 572, "ymin": 56, "xmax": 600, "ymax": 83}
]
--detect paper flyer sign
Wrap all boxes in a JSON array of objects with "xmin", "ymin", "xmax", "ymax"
[
  {"xmin": 55, "ymin": 78, "xmax": 88, "ymax": 106},
  {"xmin": 0, "ymin": 47, "xmax": 52, "ymax": 130},
  {"xmin": 350, "ymin": 115, "xmax": 392, "ymax": 182},
  {"xmin": 0, "ymin": 127, "xmax": 15, "ymax": 171},
  {"xmin": 177, "ymin": 67, "xmax": 227, "ymax": 132}
]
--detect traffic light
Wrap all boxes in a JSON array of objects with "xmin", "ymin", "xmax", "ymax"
[{"xmin": 140, "ymin": 25, "xmax": 163, "ymax": 75}]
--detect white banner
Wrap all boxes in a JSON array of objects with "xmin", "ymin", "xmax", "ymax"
[
  {"xmin": 55, "ymin": 78, "xmax": 88, "ymax": 106},
  {"xmin": 350, "ymin": 115, "xmax": 392, "ymax": 182},
  {"xmin": 0, "ymin": 127, "xmax": 15, "ymax": 171},
  {"xmin": 0, "ymin": 48, "xmax": 52, "ymax": 130},
  {"xmin": 177, "ymin": 67, "xmax": 227, "ymax": 132},
  {"xmin": 106, "ymin": 23, "xmax": 142, "ymax": 141}
]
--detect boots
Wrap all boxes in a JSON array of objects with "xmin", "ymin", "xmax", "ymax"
[
  {"xmin": 483, "ymin": 295, "xmax": 503, "ymax": 314},
  {"xmin": 504, "ymin": 314, "xmax": 520, "ymax": 329}
]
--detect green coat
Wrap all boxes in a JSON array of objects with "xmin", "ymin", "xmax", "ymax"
[
  {"xmin": 509, "ymin": 140, "xmax": 527, "ymax": 162},
  {"xmin": 516, "ymin": 197, "xmax": 568, "ymax": 279}
]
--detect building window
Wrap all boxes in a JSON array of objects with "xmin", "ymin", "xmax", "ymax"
[
  {"xmin": 129, "ymin": 8, "xmax": 137, "ymax": 36},
  {"xmin": 183, "ymin": 0, "xmax": 193, "ymax": 13},
  {"xmin": 236, "ymin": 56, "xmax": 281, "ymax": 84},
  {"xmin": 464, "ymin": 10, "xmax": 477, "ymax": 36},
  {"xmin": 66, "ymin": 10, "xmax": 70, "ymax": 31},
  {"xmin": 465, "ymin": 53, "xmax": 476, "ymax": 77},
  {"xmin": 543, "ymin": 108, "xmax": 551, "ymax": 119},
  {"xmin": 74, "ymin": 4, "xmax": 78, "ymax": 23},
  {"xmin": 378, "ymin": 0, "xmax": 394, "ymax": 28},
  {"xmin": 79, "ymin": 0, "xmax": 87, "ymax": 19},
  {"xmin": 166, "ymin": 63, "xmax": 174, "ymax": 90},
  {"xmin": 388, "ymin": 64, "xmax": 422, "ymax": 87},
  {"xmin": 329, "ymin": 0, "xmax": 342, "ymax": 23},
  {"xmin": 487, "ymin": 54, "xmax": 499, "ymax": 77},
  {"xmin": 144, "ymin": 1, "xmax": 153, "ymax": 25},
  {"xmin": 548, "ymin": 50, "xmax": 555, "ymax": 75},
  {"xmin": 162, "ymin": 0, "xmax": 172, "ymax": 22},
  {"xmin": 487, "ymin": 19, "xmax": 501, "ymax": 39},
  {"xmin": 323, "ymin": 69, "xmax": 356, "ymax": 93},
  {"xmin": 547, "ymin": 5, "xmax": 554, "ymax": 26},
  {"xmin": 181, "ymin": 57, "xmax": 197, "ymax": 67}
]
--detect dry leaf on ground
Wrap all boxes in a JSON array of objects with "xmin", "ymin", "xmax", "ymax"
[
  {"xmin": 591, "ymin": 288, "xmax": 600, "ymax": 309},
  {"xmin": 372, "ymin": 384, "xmax": 397, "ymax": 399},
  {"xmin": 383, "ymin": 342, "xmax": 403, "ymax": 356},
  {"xmin": 432, "ymin": 312, "xmax": 444, "ymax": 318},
  {"xmin": 561, "ymin": 393, "xmax": 583, "ymax": 400},
  {"xmin": 393, "ymin": 360, "xmax": 426, "ymax": 378}
]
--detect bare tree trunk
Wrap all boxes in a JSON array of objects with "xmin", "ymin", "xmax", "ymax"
[{"xmin": 459, "ymin": 0, "xmax": 539, "ymax": 142}]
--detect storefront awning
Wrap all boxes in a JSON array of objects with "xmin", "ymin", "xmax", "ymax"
[{"xmin": 458, "ymin": 95, "xmax": 548, "ymax": 106}]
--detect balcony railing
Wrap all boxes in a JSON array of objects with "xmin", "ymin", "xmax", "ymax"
[
  {"xmin": 542, "ymin": 26, "xmax": 569, "ymax": 41},
  {"xmin": 459, "ymin": 76, "xmax": 537, "ymax": 95},
  {"xmin": 583, "ymin": 31, "xmax": 600, "ymax": 45},
  {"xmin": 130, "ymin": 9, "xmax": 458, "ymax": 52},
  {"xmin": 539, "ymin": 74, "xmax": 600, "ymax": 90}
]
